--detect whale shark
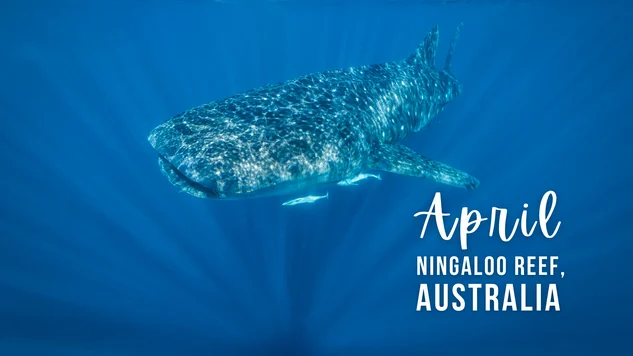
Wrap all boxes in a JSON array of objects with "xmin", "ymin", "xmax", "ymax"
[{"xmin": 148, "ymin": 24, "xmax": 479, "ymax": 201}]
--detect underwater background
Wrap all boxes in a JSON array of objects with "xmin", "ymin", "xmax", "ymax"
[{"xmin": 1, "ymin": 0, "xmax": 632, "ymax": 354}]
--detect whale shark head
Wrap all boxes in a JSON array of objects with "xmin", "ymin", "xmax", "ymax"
[{"xmin": 148, "ymin": 119, "xmax": 235, "ymax": 200}]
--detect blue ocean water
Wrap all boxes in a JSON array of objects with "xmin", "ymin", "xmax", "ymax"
[{"xmin": 1, "ymin": 0, "xmax": 632, "ymax": 354}]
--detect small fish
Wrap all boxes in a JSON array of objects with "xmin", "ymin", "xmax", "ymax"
[
  {"xmin": 282, "ymin": 192, "xmax": 329, "ymax": 206},
  {"xmin": 337, "ymin": 173, "xmax": 382, "ymax": 186}
]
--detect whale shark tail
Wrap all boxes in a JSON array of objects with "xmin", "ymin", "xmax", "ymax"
[
  {"xmin": 444, "ymin": 23, "xmax": 463, "ymax": 73},
  {"xmin": 407, "ymin": 23, "xmax": 463, "ymax": 72}
]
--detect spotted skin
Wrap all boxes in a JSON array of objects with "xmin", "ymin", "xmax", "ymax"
[{"xmin": 148, "ymin": 25, "xmax": 479, "ymax": 200}]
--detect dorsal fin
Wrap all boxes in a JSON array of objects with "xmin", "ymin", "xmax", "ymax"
[
  {"xmin": 407, "ymin": 25, "xmax": 439, "ymax": 67},
  {"xmin": 444, "ymin": 23, "xmax": 463, "ymax": 73}
]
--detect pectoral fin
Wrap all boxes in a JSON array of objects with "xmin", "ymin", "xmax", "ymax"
[{"xmin": 370, "ymin": 144, "xmax": 479, "ymax": 190}]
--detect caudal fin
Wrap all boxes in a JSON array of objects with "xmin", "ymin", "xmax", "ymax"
[
  {"xmin": 406, "ymin": 23, "xmax": 463, "ymax": 71},
  {"xmin": 444, "ymin": 23, "xmax": 463, "ymax": 73}
]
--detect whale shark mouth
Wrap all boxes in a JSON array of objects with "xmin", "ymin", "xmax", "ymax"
[{"xmin": 157, "ymin": 155, "xmax": 221, "ymax": 199}]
